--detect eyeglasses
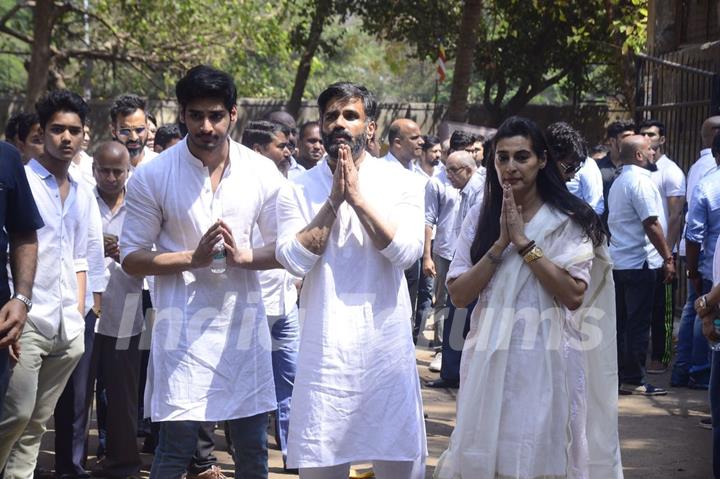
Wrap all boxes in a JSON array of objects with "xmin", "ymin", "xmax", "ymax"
[
  {"xmin": 558, "ymin": 160, "xmax": 583, "ymax": 175},
  {"xmin": 446, "ymin": 165, "xmax": 469, "ymax": 174},
  {"xmin": 117, "ymin": 127, "xmax": 146, "ymax": 138}
]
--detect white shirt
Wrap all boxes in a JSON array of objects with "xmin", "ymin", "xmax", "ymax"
[
  {"xmin": 680, "ymin": 148, "xmax": 717, "ymax": 255},
  {"xmin": 651, "ymin": 154, "xmax": 686, "ymax": 228},
  {"xmin": 608, "ymin": 164, "xmax": 665, "ymax": 269},
  {"xmin": 25, "ymin": 159, "xmax": 93, "ymax": 340},
  {"xmin": 95, "ymin": 189, "xmax": 144, "ymax": 338},
  {"xmin": 253, "ymin": 224, "xmax": 297, "ymax": 317},
  {"xmin": 275, "ymin": 154, "xmax": 427, "ymax": 468},
  {"xmin": 384, "ymin": 151, "xmax": 430, "ymax": 185},
  {"xmin": 287, "ymin": 156, "xmax": 306, "ymax": 180},
  {"xmin": 713, "ymin": 234, "xmax": 720, "ymax": 286},
  {"xmin": 425, "ymin": 169, "xmax": 460, "ymax": 261},
  {"xmin": 69, "ymin": 151, "xmax": 95, "ymax": 187},
  {"xmin": 120, "ymin": 138, "xmax": 282, "ymax": 422},
  {"xmin": 566, "ymin": 157, "xmax": 604, "ymax": 215}
]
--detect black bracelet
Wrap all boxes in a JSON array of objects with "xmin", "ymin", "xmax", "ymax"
[
  {"xmin": 517, "ymin": 240, "xmax": 536, "ymax": 257},
  {"xmin": 487, "ymin": 250, "xmax": 503, "ymax": 265}
]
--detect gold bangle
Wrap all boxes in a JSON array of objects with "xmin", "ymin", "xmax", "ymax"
[{"xmin": 522, "ymin": 245, "xmax": 544, "ymax": 264}]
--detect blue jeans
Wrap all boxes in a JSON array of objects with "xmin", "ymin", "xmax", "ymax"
[
  {"xmin": 710, "ymin": 350, "xmax": 720, "ymax": 477},
  {"xmin": 671, "ymin": 279, "xmax": 712, "ymax": 386},
  {"xmin": 150, "ymin": 413, "xmax": 269, "ymax": 478},
  {"xmin": 268, "ymin": 305, "xmax": 299, "ymax": 462},
  {"xmin": 439, "ymin": 299, "xmax": 475, "ymax": 384}
]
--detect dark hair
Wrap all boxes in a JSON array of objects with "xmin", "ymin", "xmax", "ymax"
[
  {"xmin": 16, "ymin": 112, "xmax": 39, "ymax": 143},
  {"xmin": 241, "ymin": 120, "xmax": 285, "ymax": 149},
  {"xmin": 545, "ymin": 122, "xmax": 587, "ymax": 164},
  {"xmin": 155, "ymin": 124, "xmax": 182, "ymax": 149},
  {"xmin": 176, "ymin": 65, "xmax": 237, "ymax": 112},
  {"xmin": 589, "ymin": 144, "xmax": 610, "ymax": 157},
  {"xmin": 110, "ymin": 94, "xmax": 146, "ymax": 123},
  {"xmin": 606, "ymin": 120, "xmax": 636, "ymax": 139},
  {"xmin": 146, "ymin": 113, "xmax": 157, "ymax": 126},
  {"xmin": 421, "ymin": 135, "xmax": 441, "ymax": 151},
  {"xmin": 317, "ymin": 82, "xmax": 377, "ymax": 122},
  {"xmin": 639, "ymin": 118, "xmax": 666, "ymax": 137},
  {"xmin": 35, "ymin": 90, "xmax": 89, "ymax": 128},
  {"xmin": 470, "ymin": 116, "xmax": 605, "ymax": 264},
  {"xmin": 449, "ymin": 130, "xmax": 476, "ymax": 152},
  {"xmin": 4, "ymin": 113, "xmax": 22, "ymax": 141},
  {"xmin": 298, "ymin": 120, "xmax": 319, "ymax": 139},
  {"xmin": 712, "ymin": 132, "xmax": 720, "ymax": 158}
]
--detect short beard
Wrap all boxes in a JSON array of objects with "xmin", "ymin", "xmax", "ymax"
[
  {"xmin": 643, "ymin": 161, "xmax": 658, "ymax": 172},
  {"xmin": 126, "ymin": 145, "xmax": 143, "ymax": 158},
  {"xmin": 322, "ymin": 128, "xmax": 367, "ymax": 161}
]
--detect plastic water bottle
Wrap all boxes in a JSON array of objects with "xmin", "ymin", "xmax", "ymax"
[
  {"xmin": 712, "ymin": 319, "xmax": 720, "ymax": 352},
  {"xmin": 210, "ymin": 242, "xmax": 226, "ymax": 274}
]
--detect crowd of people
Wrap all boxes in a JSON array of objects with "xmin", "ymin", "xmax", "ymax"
[{"xmin": 0, "ymin": 63, "xmax": 719, "ymax": 479}]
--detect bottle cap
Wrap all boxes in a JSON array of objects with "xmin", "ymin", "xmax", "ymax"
[{"xmin": 714, "ymin": 319, "xmax": 720, "ymax": 326}]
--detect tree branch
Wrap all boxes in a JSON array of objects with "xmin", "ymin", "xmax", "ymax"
[{"xmin": 0, "ymin": 1, "xmax": 34, "ymax": 44}]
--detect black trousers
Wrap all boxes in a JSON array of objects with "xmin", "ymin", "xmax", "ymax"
[
  {"xmin": 92, "ymin": 332, "xmax": 142, "ymax": 477},
  {"xmin": 614, "ymin": 267, "xmax": 657, "ymax": 385},
  {"xmin": 54, "ymin": 310, "xmax": 97, "ymax": 476}
]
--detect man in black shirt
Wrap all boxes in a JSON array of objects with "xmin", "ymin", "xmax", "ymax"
[{"xmin": 0, "ymin": 141, "xmax": 43, "ymax": 410}]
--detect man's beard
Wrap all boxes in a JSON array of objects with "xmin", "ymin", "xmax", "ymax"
[
  {"xmin": 643, "ymin": 160, "xmax": 658, "ymax": 172},
  {"xmin": 322, "ymin": 128, "xmax": 366, "ymax": 161},
  {"xmin": 430, "ymin": 158, "xmax": 440, "ymax": 166},
  {"xmin": 122, "ymin": 139, "xmax": 145, "ymax": 158}
]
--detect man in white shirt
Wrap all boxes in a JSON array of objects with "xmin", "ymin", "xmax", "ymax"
[
  {"xmin": 383, "ymin": 119, "xmax": 427, "ymax": 341},
  {"xmin": 121, "ymin": 65, "xmax": 283, "ymax": 478},
  {"xmin": 546, "ymin": 122, "xmax": 605, "ymax": 215},
  {"xmin": 241, "ymin": 125, "xmax": 299, "ymax": 469},
  {"xmin": 608, "ymin": 135, "xmax": 674, "ymax": 396},
  {"xmin": 296, "ymin": 121, "xmax": 325, "ymax": 170},
  {"xmin": 672, "ymin": 115, "xmax": 720, "ymax": 388},
  {"xmin": 276, "ymin": 82, "xmax": 427, "ymax": 478},
  {"xmin": 88, "ymin": 141, "xmax": 146, "ymax": 478},
  {"xmin": 110, "ymin": 94, "xmax": 158, "ymax": 172},
  {"xmin": 0, "ymin": 90, "xmax": 95, "ymax": 475},
  {"xmin": 639, "ymin": 119, "xmax": 686, "ymax": 373}
]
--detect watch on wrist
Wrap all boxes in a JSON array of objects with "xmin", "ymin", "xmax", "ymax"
[
  {"xmin": 12, "ymin": 293, "xmax": 32, "ymax": 312},
  {"xmin": 687, "ymin": 269, "xmax": 700, "ymax": 279},
  {"xmin": 522, "ymin": 245, "xmax": 544, "ymax": 264}
]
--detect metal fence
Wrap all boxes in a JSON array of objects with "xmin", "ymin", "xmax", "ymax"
[{"xmin": 635, "ymin": 47, "xmax": 720, "ymax": 172}]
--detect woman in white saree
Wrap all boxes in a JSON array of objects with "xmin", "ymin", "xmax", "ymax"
[{"xmin": 435, "ymin": 117, "xmax": 622, "ymax": 479}]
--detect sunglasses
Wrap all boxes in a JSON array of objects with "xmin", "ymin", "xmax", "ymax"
[
  {"xmin": 558, "ymin": 160, "xmax": 583, "ymax": 175},
  {"xmin": 117, "ymin": 127, "xmax": 146, "ymax": 138}
]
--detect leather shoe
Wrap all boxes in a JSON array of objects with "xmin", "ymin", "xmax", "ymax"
[{"xmin": 425, "ymin": 378, "xmax": 459, "ymax": 388}]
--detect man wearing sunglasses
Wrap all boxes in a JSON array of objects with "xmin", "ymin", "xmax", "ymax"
[
  {"xmin": 110, "ymin": 94, "xmax": 157, "ymax": 171},
  {"xmin": 546, "ymin": 122, "xmax": 604, "ymax": 216}
]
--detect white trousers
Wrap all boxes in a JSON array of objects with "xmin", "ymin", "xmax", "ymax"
[{"xmin": 299, "ymin": 457, "xmax": 426, "ymax": 479}]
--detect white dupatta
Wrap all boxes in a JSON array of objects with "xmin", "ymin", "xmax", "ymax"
[{"xmin": 435, "ymin": 205, "xmax": 622, "ymax": 479}]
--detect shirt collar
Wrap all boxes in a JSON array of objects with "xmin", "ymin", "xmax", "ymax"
[
  {"xmin": 700, "ymin": 148, "xmax": 713, "ymax": 158},
  {"xmin": 622, "ymin": 164, "xmax": 652, "ymax": 177},
  {"xmin": 28, "ymin": 158, "xmax": 53, "ymax": 180}
]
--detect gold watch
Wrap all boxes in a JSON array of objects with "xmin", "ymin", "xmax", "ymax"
[{"xmin": 522, "ymin": 245, "xmax": 544, "ymax": 264}]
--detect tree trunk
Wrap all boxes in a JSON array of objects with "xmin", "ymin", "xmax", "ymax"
[
  {"xmin": 445, "ymin": 0, "xmax": 484, "ymax": 122},
  {"xmin": 287, "ymin": 0, "xmax": 331, "ymax": 118},
  {"xmin": 25, "ymin": 0, "xmax": 57, "ymax": 110}
]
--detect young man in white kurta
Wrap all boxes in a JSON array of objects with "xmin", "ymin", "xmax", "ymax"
[
  {"xmin": 275, "ymin": 82, "xmax": 427, "ymax": 479},
  {"xmin": 120, "ymin": 65, "xmax": 282, "ymax": 478}
]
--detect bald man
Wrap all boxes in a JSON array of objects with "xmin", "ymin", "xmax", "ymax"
[
  {"xmin": 383, "ymin": 119, "xmax": 428, "ymax": 343},
  {"xmin": 673, "ymin": 116, "xmax": 720, "ymax": 389},
  {"xmin": 426, "ymin": 150, "xmax": 486, "ymax": 388},
  {"xmin": 89, "ymin": 141, "xmax": 147, "ymax": 478},
  {"xmin": 608, "ymin": 135, "xmax": 674, "ymax": 396}
]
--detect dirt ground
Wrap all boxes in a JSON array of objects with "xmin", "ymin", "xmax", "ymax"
[{"xmin": 32, "ymin": 347, "xmax": 712, "ymax": 478}]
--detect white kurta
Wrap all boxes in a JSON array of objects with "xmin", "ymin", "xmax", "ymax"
[
  {"xmin": 276, "ymin": 154, "xmax": 428, "ymax": 468},
  {"xmin": 120, "ymin": 138, "xmax": 283, "ymax": 422}
]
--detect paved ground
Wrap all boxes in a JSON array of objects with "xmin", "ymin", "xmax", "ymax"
[{"xmin": 35, "ymin": 348, "xmax": 712, "ymax": 478}]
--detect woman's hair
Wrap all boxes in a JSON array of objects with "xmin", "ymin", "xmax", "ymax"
[{"xmin": 469, "ymin": 116, "xmax": 605, "ymax": 264}]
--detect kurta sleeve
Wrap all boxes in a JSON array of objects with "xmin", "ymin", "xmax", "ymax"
[
  {"xmin": 378, "ymin": 176, "xmax": 424, "ymax": 270},
  {"xmin": 275, "ymin": 182, "xmax": 321, "ymax": 277},
  {"xmin": 120, "ymin": 165, "xmax": 162, "ymax": 262},
  {"xmin": 255, "ymin": 162, "xmax": 285, "ymax": 245}
]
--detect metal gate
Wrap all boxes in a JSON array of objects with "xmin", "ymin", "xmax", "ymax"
[{"xmin": 635, "ymin": 48, "xmax": 720, "ymax": 172}]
